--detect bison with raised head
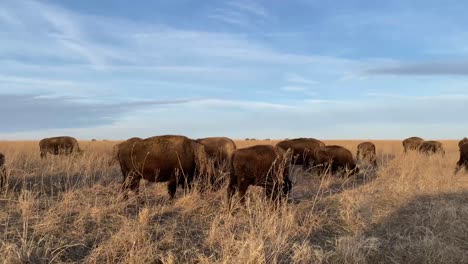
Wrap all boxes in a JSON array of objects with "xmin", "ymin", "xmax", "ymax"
[
  {"xmin": 276, "ymin": 138, "xmax": 325, "ymax": 169},
  {"xmin": 402, "ymin": 137, "xmax": 424, "ymax": 153},
  {"xmin": 39, "ymin": 136, "xmax": 82, "ymax": 158},
  {"xmin": 458, "ymin": 137, "xmax": 468, "ymax": 148},
  {"xmin": 455, "ymin": 143, "xmax": 468, "ymax": 174},
  {"xmin": 357, "ymin": 142, "xmax": 377, "ymax": 166},
  {"xmin": 0, "ymin": 153, "xmax": 6, "ymax": 190},
  {"xmin": 228, "ymin": 145, "xmax": 292, "ymax": 204},
  {"xmin": 117, "ymin": 135, "xmax": 208, "ymax": 199},
  {"xmin": 314, "ymin": 145, "xmax": 359, "ymax": 176},
  {"xmin": 418, "ymin": 141, "xmax": 445, "ymax": 155}
]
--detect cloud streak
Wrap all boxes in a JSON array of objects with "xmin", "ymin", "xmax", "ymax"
[
  {"xmin": 0, "ymin": 94, "xmax": 196, "ymax": 133},
  {"xmin": 366, "ymin": 60, "xmax": 468, "ymax": 76}
]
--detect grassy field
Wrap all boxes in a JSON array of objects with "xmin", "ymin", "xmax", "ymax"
[{"xmin": 0, "ymin": 139, "xmax": 467, "ymax": 263}]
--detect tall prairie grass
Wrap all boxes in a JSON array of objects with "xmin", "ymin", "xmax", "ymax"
[{"xmin": 0, "ymin": 140, "xmax": 466, "ymax": 263}]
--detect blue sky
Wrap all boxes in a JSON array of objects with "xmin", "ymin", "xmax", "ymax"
[{"xmin": 1, "ymin": 0, "xmax": 467, "ymax": 140}]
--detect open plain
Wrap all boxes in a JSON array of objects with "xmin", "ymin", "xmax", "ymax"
[{"xmin": 0, "ymin": 139, "xmax": 467, "ymax": 263}]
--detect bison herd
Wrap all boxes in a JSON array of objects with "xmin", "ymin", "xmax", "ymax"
[{"xmin": 0, "ymin": 136, "xmax": 467, "ymax": 203}]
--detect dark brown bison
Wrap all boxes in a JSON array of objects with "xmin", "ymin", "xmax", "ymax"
[
  {"xmin": 196, "ymin": 137, "xmax": 236, "ymax": 169},
  {"xmin": 418, "ymin": 141, "xmax": 445, "ymax": 155},
  {"xmin": 0, "ymin": 153, "xmax": 6, "ymax": 190},
  {"xmin": 402, "ymin": 137, "xmax": 424, "ymax": 153},
  {"xmin": 110, "ymin": 137, "xmax": 142, "ymax": 165},
  {"xmin": 39, "ymin": 136, "xmax": 82, "ymax": 158},
  {"xmin": 276, "ymin": 138, "xmax": 325, "ymax": 168},
  {"xmin": 227, "ymin": 145, "xmax": 292, "ymax": 204},
  {"xmin": 118, "ymin": 135, "xmax": 208, "ymax": 199},
  {"xmin": 458, "ymin": 137, "xmax": 468, "ymax": 148},
  {"xmin": 455, "ymin": 143, "xmax": 468, "ymax": 174},
  {"xmin": 357, "ymin": 142, "xmax": 377, "ymax": 166},
  {"xmin": 196, "ymin": 137, "xmax": 237, "ymax": 190},
  {"xmin": 314, "ymin": 145, "xmax": 359, "ymax": 176}
]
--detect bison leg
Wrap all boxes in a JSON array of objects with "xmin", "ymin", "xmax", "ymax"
[
  {"xmin": 455, "ymin": 160, "xmax": 468, "ymax": 174},
  {"xmin": 167, "ymin": 178, "xmax": 177, "ymax": 199},
  {"xmin": 237, "ymin": 178, "xmax": 250, "ymax": 204},
  {"xmin": 40, "ymin": 152, "xmax": 46, "ymax": 159},
  {"xmin": 0, "ymin": 166, "xmax": 6, "ymax": 191},
  {"xmin": 129, "ymin": 177, "xmax": 140, "ymax": 196},
  {"xmin": 227, "ymin": 171, "xmax": 237, "ymax": 206},
  {"xmin": 283, "ymin": 178, "xmax": 292, "ymax": 196},
  {"xmin": 121, "ymin": 171, "xmax": 140, "ymax": 200}
]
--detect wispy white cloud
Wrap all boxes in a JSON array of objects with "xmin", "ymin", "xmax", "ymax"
[
  {"xmin": 190, "ymin": 98, "xmax": 296, "ymax": 110},
  {"xmin": 227, "ymin": 1, "xmax": 269, "ymax": 18},
  {"xmin": 280, "ymin": 86, "xmax": 307, "ymax": 92},
  {"xmin": 366, "ymin": 92, "xmax": 468, "ymax": 100},
  {"xmin": 285, "ymin": 73, "xmax": 319, "ymax": 85},
  {"xmin": 208, "ymin": 8, "xmax": 249, "ymax": 27},
  {"xmin": 209, "ymin": 1, "xmax": 269, "ymax": 27}
]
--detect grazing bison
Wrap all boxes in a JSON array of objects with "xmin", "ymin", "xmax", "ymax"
[
  {"xmin": 357, "ymin": 142, "xmax": 377, "ymax": 166},
  {"xmin": 459, "ymin": 137, "xmax": 468, "ymax": 148},
  {"xmin": 228, "ymin": 145, "xmax": 292, "ymax": 204},
  {"xmin": 418, "ymin": 141, "xmax": 445, "ymax": 155},
  {"xmin": 402, "ymin": 137, "xmax": 424, "ymax": 153},
  {"xmin": 39, "ymin": 136, "xmax": 81, "ymax": 158},
  {"xmin": 314, "ymin": 145, "xmax": 359, "ymax": 176},
  {"xmin": 110, "ymin": 137, "xmax": 142, "ymax": 165},
  {"xmin": 276, "ymin": 138, "xmax": 325, "ymax": 168},
  {"xmin": 118, "ymin": 135, "xmax": 208, "ymax": 199},
  {"xmin": 0, "ymin": 153, "xmax": 6, "ymax": 190},
  {"xmin": 455, "ymin": 143, "xmax": 468, "ymax": 174},
  {"xmin": 196, "ymin": 137, "xmax": 236, "ymax": 169},
  {"xmin": 196, "ymin": 137, "xmax": 237, "ymax": 190}
]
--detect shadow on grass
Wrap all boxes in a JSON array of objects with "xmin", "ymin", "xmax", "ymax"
[{"xmin": 364, "ymin": 191, "xmax": 468, "ymax": 264}]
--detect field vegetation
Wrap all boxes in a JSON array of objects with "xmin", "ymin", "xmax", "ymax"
[{"xmin": 0, "ymin": 139, "xmax": 467, "ymax": 263}]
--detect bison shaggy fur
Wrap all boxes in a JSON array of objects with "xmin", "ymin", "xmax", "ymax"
[
  {"xmin": 110, "ymin": 137, "xmax": 142, "ymax": 165},
  {"xmin": 0, "ymin": 153, "xmax": 5, "ymax": 190},
  {"xmin": 39, "ymin": 136, "xmax": 81, "ymax": 158},
  {"xmin": 196, "ymin": 137, "xmax": 236, "ymax": 169},
  {"xmin": 357, "ymin": 142, "xmax": 377, "ymax": 166},
  {"xmin": 117, "ymin": 135, "xmax": 208, "ymax": 199},
  {"xmin": 228, "ymin": 145, "xmax": 292, "ymax": 204},
  {"xmin": 314, "ymin": 145, "xmax": 359, "ymax": 176},
  {"xmin": 455, "ymin": 143, "xmax": 468, "ymax": 174},
  {"xmin": 418, "ymin": 141, "xmax": 445, "ymax": 155},
  {"xmin": 402, "ymin": 137, "xmax": 424, "ymax": 153},
  {"xmin": 458, "ymin": 137, "xmax": 468, "ymax": 148},
  {"xmin": 276, "ymin": 138, "xmax": 325, "ymax": 168}
]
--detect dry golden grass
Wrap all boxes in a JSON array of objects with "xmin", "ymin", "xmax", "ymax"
[{"xmin": 0, "ymin": 139, "xmax": 467, "ymax": 263}]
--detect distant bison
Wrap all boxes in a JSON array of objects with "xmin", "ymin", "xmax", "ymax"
[
  {"xmin": 418, "ymin": 141, "xmax": 445, "ymax": 155},
  {"xmin": 402, "ymin": 137, "xmax": 424, "ymax": 153},
  {"xmin": 0, "ymin": 153, "xmax": 6, "ymax": 190},
  {"xmin": 39, "ymin": 136, "xmax": 82, "ymax": 158},
  {"xmin": 458, "ymin": 137, "xmax": 468, "ymax": 148},
  {"xmin": 228, "ymin": 145, "xmax": 292, "ymax": 204},
  {"xmin": 276, "ymin": 138, "xmax": 325, "ymax": 168},
  {"xmin": 357, "ymin": 142, "xmax": 377, "ymax": 166},
  {"xmin": 118, "ymin": 135, "xmax": 208, "ymax": 199},
  {"xmin": 314, "ymin": 145, "xmax": 359, "ymax": 176},
  {"xmin": 455, "ymin": 143, "xmax": 468, "ymax": 174}
]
